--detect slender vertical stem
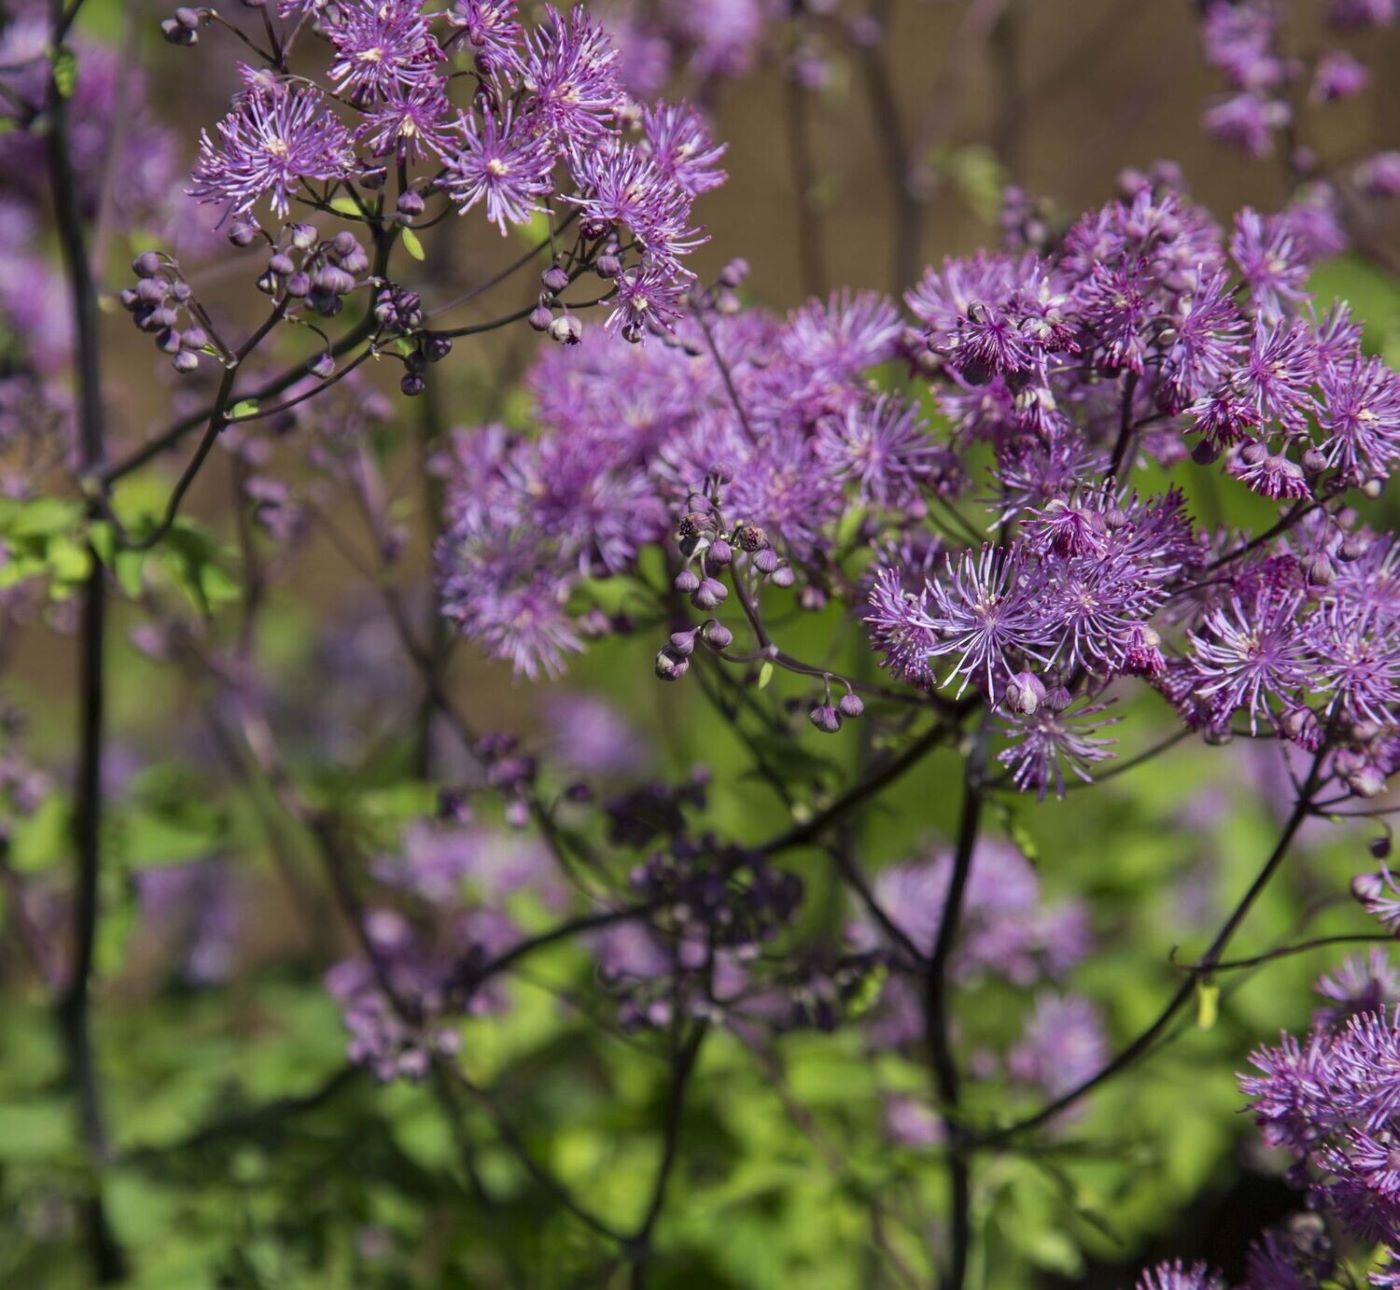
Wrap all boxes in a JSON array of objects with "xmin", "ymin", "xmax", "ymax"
[
  {"xmin": 988, "ymin": 0, "xmax": 1024, "ymax": 184},
  {"xmin": 783, "ymin": 64, "xmax": 828, "ymax": 298},
  {"xmin": 45, "ymin": 12, "xmax": 125, "ymax": 1281},
  {"xmin": 628, "ymin": 1022, "xmax": 708, "ymax": 1288},
  {"xmin": 924, "ymin": 740, "xmax": 984, "ymax": 1290}
]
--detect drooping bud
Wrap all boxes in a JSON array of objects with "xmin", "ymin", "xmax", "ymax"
[
  {"xmin": 838, "ymin": 693, "xmax": 864, "ymax": 719},
  {"xmin": 1004, "ymin": 671, "xmax": 1046, "ymax": 716},
  {"xmin": 809, "ymin": 704, "xmax": 842, "ymax": 734}
]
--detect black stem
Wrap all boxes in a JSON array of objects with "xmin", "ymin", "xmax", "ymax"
[
  {"xmin": 978, "ymin": 752, "xmax": 1325, "ymax": 1145},
  {"xmin": 45, "ymin": 13, "xmax": 125, "ymax": 1280},
  {"xmin": 924, "ymin": 741, "xmax": 984, "ymax": 1290}
]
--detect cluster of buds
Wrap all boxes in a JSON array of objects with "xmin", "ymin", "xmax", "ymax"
[
  {"xmin": 479, "ymin": 732, "xmax": 537, "ymax": 829},
  {"xmin": 159, "ymin": 6, "xmax": 211, "ymax": 46},
  {"xmin": 249, "ymin": 225, "xmax": 371, "ymax": 318},
  {"xmin": 529, "ymin": 264, "xmax": 585, "ymax": 346},
  {"xmin": 120, "ymin": 252, "xmax": 214, "ymax": 374}
]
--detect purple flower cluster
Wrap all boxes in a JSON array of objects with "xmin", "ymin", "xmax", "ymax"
[
  {"xmin": 1197, "ymin": 0, "xmax": 1397, "ymax": 198},
  {"xmin": 1237, "ymin": 960, "xmax": 1400, "ymax": 1282},
  {"xmin": 184, "ymin": 2, "xmax": 725, "ymax": 342}
]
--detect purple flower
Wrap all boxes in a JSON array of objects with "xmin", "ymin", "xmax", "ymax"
[
  {"xmin": 1203, "ymin": 91, "xmax": 1289, "ymax": 158},
  {"xmin": 1201, "ymin": 0, "xmax": 1286, "ymax": 90},
  {"xmin": 1328, "ymin": 0, "xmax": 1398, "ymax": 28},
  {"xmin": 1008, "ymin": 992, "xmax": 1109, "ymax": 1102},
  {"xmin": 357, "ymin": 84, "xmax": 457, "ymax": 161},
  {"xmin": 520, "ymin": 6, "xmax": 624, "ymax": 143},
  {"xmin": 450, "ymin": 0, "xmax": 524, "ymax": 74},
  {"xmin": 327, "ymin": 0, "xmax": 444, "ymax": 102},
  {"xmin": 1186, "ymin": 588, "xmax": 1311, "ymax": 733},
  {"xmin": 1316, "ymin": 950, "xmax": 1400, "ymax": 1031},
  {"xmin": 997, "ymin": 698, "xmax": 1118, "ymax": 799},
  {"xmin": 642, "ymin": 102, "xmax": 728, "ymax": 197},
  {"xmin": 1357, "ymin": 152, "xmax": 1400, "ymax": 199},
  {"xmin": 1312, "ymin": 50, "xmax": 1370, "ymax": 101},
  {"xmin": 190, "ymin": 78, "xmax": 354, "ymax": 220},
  {"xmin": 444, "ymin": 107, "xmax": 556, "ymax": 234},
  {"xmin": 1318, "ymin": 354, "xmax": 1400, "ymax": 483},
  {"xmin": 606, "ymin": 261, "xmax": 689, "ymax": 339},
  {"xmin": 814, "ymin": 395, "xmax": 941, "ymax": 508},
  {"xmin": 917, "ymin": 545, "xmax": 1052, "ymax": 696},
  {"xmin": 1133, "ymin": 1261, "xmax": 1226, "ymax": 1290},
  {"xmin": 1231, "ymin": 209, "xmax": 1310, "ymax": 321},
  {"xmin": 1230, "ymin": 317, "xmax": 1319, "ymax": 433},
  {"xmin": 570, "ymin": 141, "xmax": 701, "ymax": 269},
  {"xmin": 1159, "ymin": 268, "xmax": 1247, "ymax": 413}
]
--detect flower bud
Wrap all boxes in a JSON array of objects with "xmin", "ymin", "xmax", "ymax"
[
  {"xmin": 286, "ymin": 271, "xmax": 311, "ymax": 298},
  {"xmin": 1353, "ymin": 870, "xmax": 1385, "ymax": 902},
  {"xmin": 754, "ymin": 547, "xmax": 779, "ymax": 574},
  {"xmin": 674, "ymin": 568, "xmax": 700, "ymax": 593},
  {"xmin": 541, "ymin": 265, "xmax": 570, "ymax": 293},
  {"xmin": 132, "ymin": 250, "xmax": 162, "ymax": 278},
  {"xmin": 700, "ymin": 620, "xmax": 733, "ymax": 651},
  {"xmin": 268, "ymin": 252, "xmax": 294, "ymax": 277},
  {"xmin": 669, "ymin": 629, "xmax": 698, "ymax": 657},
  {"xmin": 770, "ymin": 565, "xmax": 796, "ymax": 588},
  {"xmin": 171, "ymin": 349, "xmax": 200, "ymax": 374},
  {"xmin": 309, "ymin": 351, "xmax": 336, "ymax": 379},
  {"xmin": 1301, "ymin": 446, "xmax": 1328, "ymax": 475},
  {"xmin": 1345, "ymin": 764, "xmax": 1386, "ymax": 798},
  {"xmin": 228, "ymin": 219, "xmax": 259, "ymax": 247},
  {"xmin": 691, "ymin": 577, "xmax": 728, "ymax": 609},
  {"xmin": 809, "ymin": 704, "xmax": 842, "ymax": 734},
  {"xmin": 396, "ymin": 190, "xmax": 425, "ymax": 219},
  {"xmin": 529, "ymin": 304, "xmax": 554, "ymax": 332},
  {"xmin": 799, "ymin": 586, "xmax": 826, "ymax": 611},
  {"xmin": 1370, "ymin": 835, "xmax": 1393, "ymax": 860},
  {"xmin": 1190, "ymin": 438, "xmax": 1220, "ymax": 466},
  {"xmin": 655, "ymin": 648, "xmax": 689, "ymax": 681},
  {"xmin": 707, "ymin": 539, "xmax": 732, "ymax": 567},
  {"xmin": 332, "ymin": 230, "xmax": 360, "ymax": 259},
  {"xmin": 400, "ymin": 372, "xmax": 426, "ymax": 397},
  {"xmin": 549, "ymin": 314, "xmax": 582, "ymax": 345},
  {"xmin": 719, "ymin": 258, "xmax": 749, "ymax": 289},
  {"xmin": 290, "ymin": 223, "xmax": 317, "ymax": 250},
  {"xmin": 838, "ymin": 693, "xmax": 864, "ymax": 719},
  {"xmin": 1005, "ymin": 671, "xmax": 1046, "ymax": 716}
]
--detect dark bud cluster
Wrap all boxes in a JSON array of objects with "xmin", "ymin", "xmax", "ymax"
[{"xmin": 119, "ymin": 251, "xmax": 211, "ymax": 374}]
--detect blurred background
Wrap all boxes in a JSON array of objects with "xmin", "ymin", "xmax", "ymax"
[{"xmin": 2, "ymin": 0, "xmax": 1400, "ymax": 1286}]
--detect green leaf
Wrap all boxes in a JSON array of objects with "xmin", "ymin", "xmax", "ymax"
[
  {"xmin": 329, "ymin": 193, "xmax": 363, "ymax": 217},
  {"xmin": 230, "ymin": 399, "xmax": 259, "ymax": 419},
  {"xmin": 1196, "ymin": 981, "xmax": 1220, "ymax": 1030},
  {"xmin": 51, "ymin": 47, "xmax": 77, "ymax": 100},
  {"xmin": 400, "ymin": 226, "xmax": 425, "ymax": 261},
  {"xmin": 757, "ymin": 661, "xmax": 774, "ymax": 690}
]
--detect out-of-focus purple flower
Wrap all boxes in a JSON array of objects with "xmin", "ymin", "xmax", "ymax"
[
  {"xmin": 1312, "ymin": 50, "xmax": 1370, "ymax": 101},
  {"xmin": 1203, "ymin": 92, "xmax": 1289, "ymax": 158},
  {"xmin": 814, "ymin": 395, "xmax": 942, "ymax": 509},
  {"xmin": 544, "ymin": 693, "xmax": 648, "ymax": 777},
  {"xmin": 1315, "ymin": 950, "xmax": 1400, "ymax": 1031},
  {"xmin": 883, "ymin": 1094, "xmax": 944, "ymax": 1148},
  {"xmin": 1327, "ymin": 0, "xmax": 1398, "ymax": 28},
  {"xmin": 1231, "ymin": 209, "xmax": 1310, "ymax": 321},
  {"xmin": 1356, "ymin": 152, "xmax": 1400, "ymax": 199},
  {"xmin": 1007, "ymin": 992, "xmax": 1109, "ymax": 1102}
]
